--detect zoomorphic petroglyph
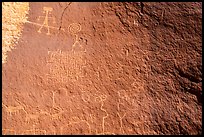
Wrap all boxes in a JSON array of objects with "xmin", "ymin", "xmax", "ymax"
[{"xmin": 2, "ymin": 102, "xmax": 27, "ymax": 116}]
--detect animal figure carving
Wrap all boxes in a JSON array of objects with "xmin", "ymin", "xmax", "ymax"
[{"xmin": 2, "ymin": 103, "xmax": 26, "ymax": 116}]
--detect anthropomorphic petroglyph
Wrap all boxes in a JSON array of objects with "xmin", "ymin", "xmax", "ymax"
[
  {"xmin": 95, "ymin": 94, "xmax": 110, "ymax": 134},
  {"xmin": 117, "ymin": 112, "xmax": 126, "ymax": 134},
  {"xmin": 37, "ymin": 7, "xmax": 55, "ymax": 35},
  {"xmin": 68, "ymin": 23, "xmax": 85, "ymax": 52},
  {"xmin": 25, "ymin": 6, "xmax": 63, "ymax": 35}
]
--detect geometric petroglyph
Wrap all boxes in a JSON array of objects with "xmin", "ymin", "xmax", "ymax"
[
  {"xmin": 68, "ymin": 23, "xmax": 81, "ymax": 35},
  {"xmin": 46, "ymin": 49, "xmax": 86, "ymax": 84}
]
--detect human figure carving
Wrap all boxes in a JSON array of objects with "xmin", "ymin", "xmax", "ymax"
[
  {"xmin": 68, "ymin": 23, "xmax": 85, "ymax": 52},
  {"xmin": 95, "ymin": 95, "xmax": 109, "ymax": 134},
  {"xmin": 37, "ymin": 7, "xmax": 56, "ymax": 35}
]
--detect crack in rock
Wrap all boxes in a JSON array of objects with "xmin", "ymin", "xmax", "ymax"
[{"xmin": 59, "ymin": 2, "xmax": 72, "ymax": 31}]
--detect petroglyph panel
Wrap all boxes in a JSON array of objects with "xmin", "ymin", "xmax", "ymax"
[{"xmin": 2, "ymin": 2, "xmax": 202, "ymax": 135}]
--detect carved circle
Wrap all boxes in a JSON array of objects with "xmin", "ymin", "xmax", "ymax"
[{"xmin": 68, "ymin": 23, "xmax": 81, "ymax": 34}]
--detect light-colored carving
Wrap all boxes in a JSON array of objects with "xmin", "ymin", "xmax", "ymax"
[
  {"xmin": 2, "ymin": 103, "xmax": 26, "ymax": 116},
  {"xmin": 37, "ymin": 7, "xmax": 55, "ymax": 35},
  {"xmin": 50, "ymin": 110, "xmax": 64, "ymax": 120},
  {"xmin": 57, "ymin": 87, "xmax": 68, "ymax": 96},
  {"xmin": 118, "ymin": 90, "xmax": 129, "ymax": 101},
  {"xmin": 81, "ymin": 92, "xmax": 90, "ymax": 103},
  {"xmin": 39, "ymin": 109, "xmax": 49, "ymax": 114},
  {"xmin": 68, "ymin": 23, "xmax": 81, "ymax": 35},
  {"xmin": 60, "ymin": 115, "xmax": 91, "ymax": 134},
  {"xmin": 40, "ymin": 106, "xmax": 64, "ymax": 121},
  {"xmin": 25, "ymin": 6, "xmax": 61, "ymax": 35},
  {"xmin": 134, "ymin": 20, "xmax": 139, "ymax": 26},
  {"xmin": 46, "ymin": 49, "xmax": 86, "ymax": 84},
  {"xmin": 68, "ymin": 23, "xmax": 85, "ymax": 52},
  {"xmin": 161, "ymin": 10, "xmax": 165, "ymax": 21},
  {"xmin": 89, "ymin": 114, "xmax": 94, "ymax": 124},
  {"xmin": 131, "ymin": 80, "xmax": 145, "ymax": 93},
  {"xmin": 117, "ymin": 112, "xmax": 126, "ymax": 134},
  {"xmin": 96, "ymin": 131, "xmax": 116, "ymax": 135},
  {"xmin": 51, "ymin": 91, "xmax": 56, "ymax": 108},
  {"xmin": 26, "ymin": 20, "xmax": 62, "ymax": 32},
  {"xmin": 23, "ymin": 124, "xmax": 47, "ymax": 135},
  {"xmin": 2, "ymin": 129, "xmax": 16, "ymax": 135},
  {"xmin": 95, "ymin": 94, "xmax": 109, "ymax": 134},
  {"xmin": 25, "ymin": 113, "xmax": 39, "ymax": 123}
]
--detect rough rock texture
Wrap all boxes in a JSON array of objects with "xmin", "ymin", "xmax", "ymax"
[
  {"xmin": 2, "ymin": 2, "xmax": 202, "ymax": 135},
  {"xmin": 2, "ymin": 2, "xmax": 29, "ymax": 64}
]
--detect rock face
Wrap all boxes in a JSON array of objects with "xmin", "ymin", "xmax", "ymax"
[
  {"xmin": 2, "ymin": 2, "xmax": 29, "ymax": 64},
  {"xmin": 2, "ymin": 2, "xmax": 202, "ymax": 135}
]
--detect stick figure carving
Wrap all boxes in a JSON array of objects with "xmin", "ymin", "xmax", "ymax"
[
  {"xmin": 68, "ymin": 23, "xmax": 84, "ymax": 52},
  {"xmin": 37, "ymin": 7, "xmax": 56, "ymax": 35}
]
